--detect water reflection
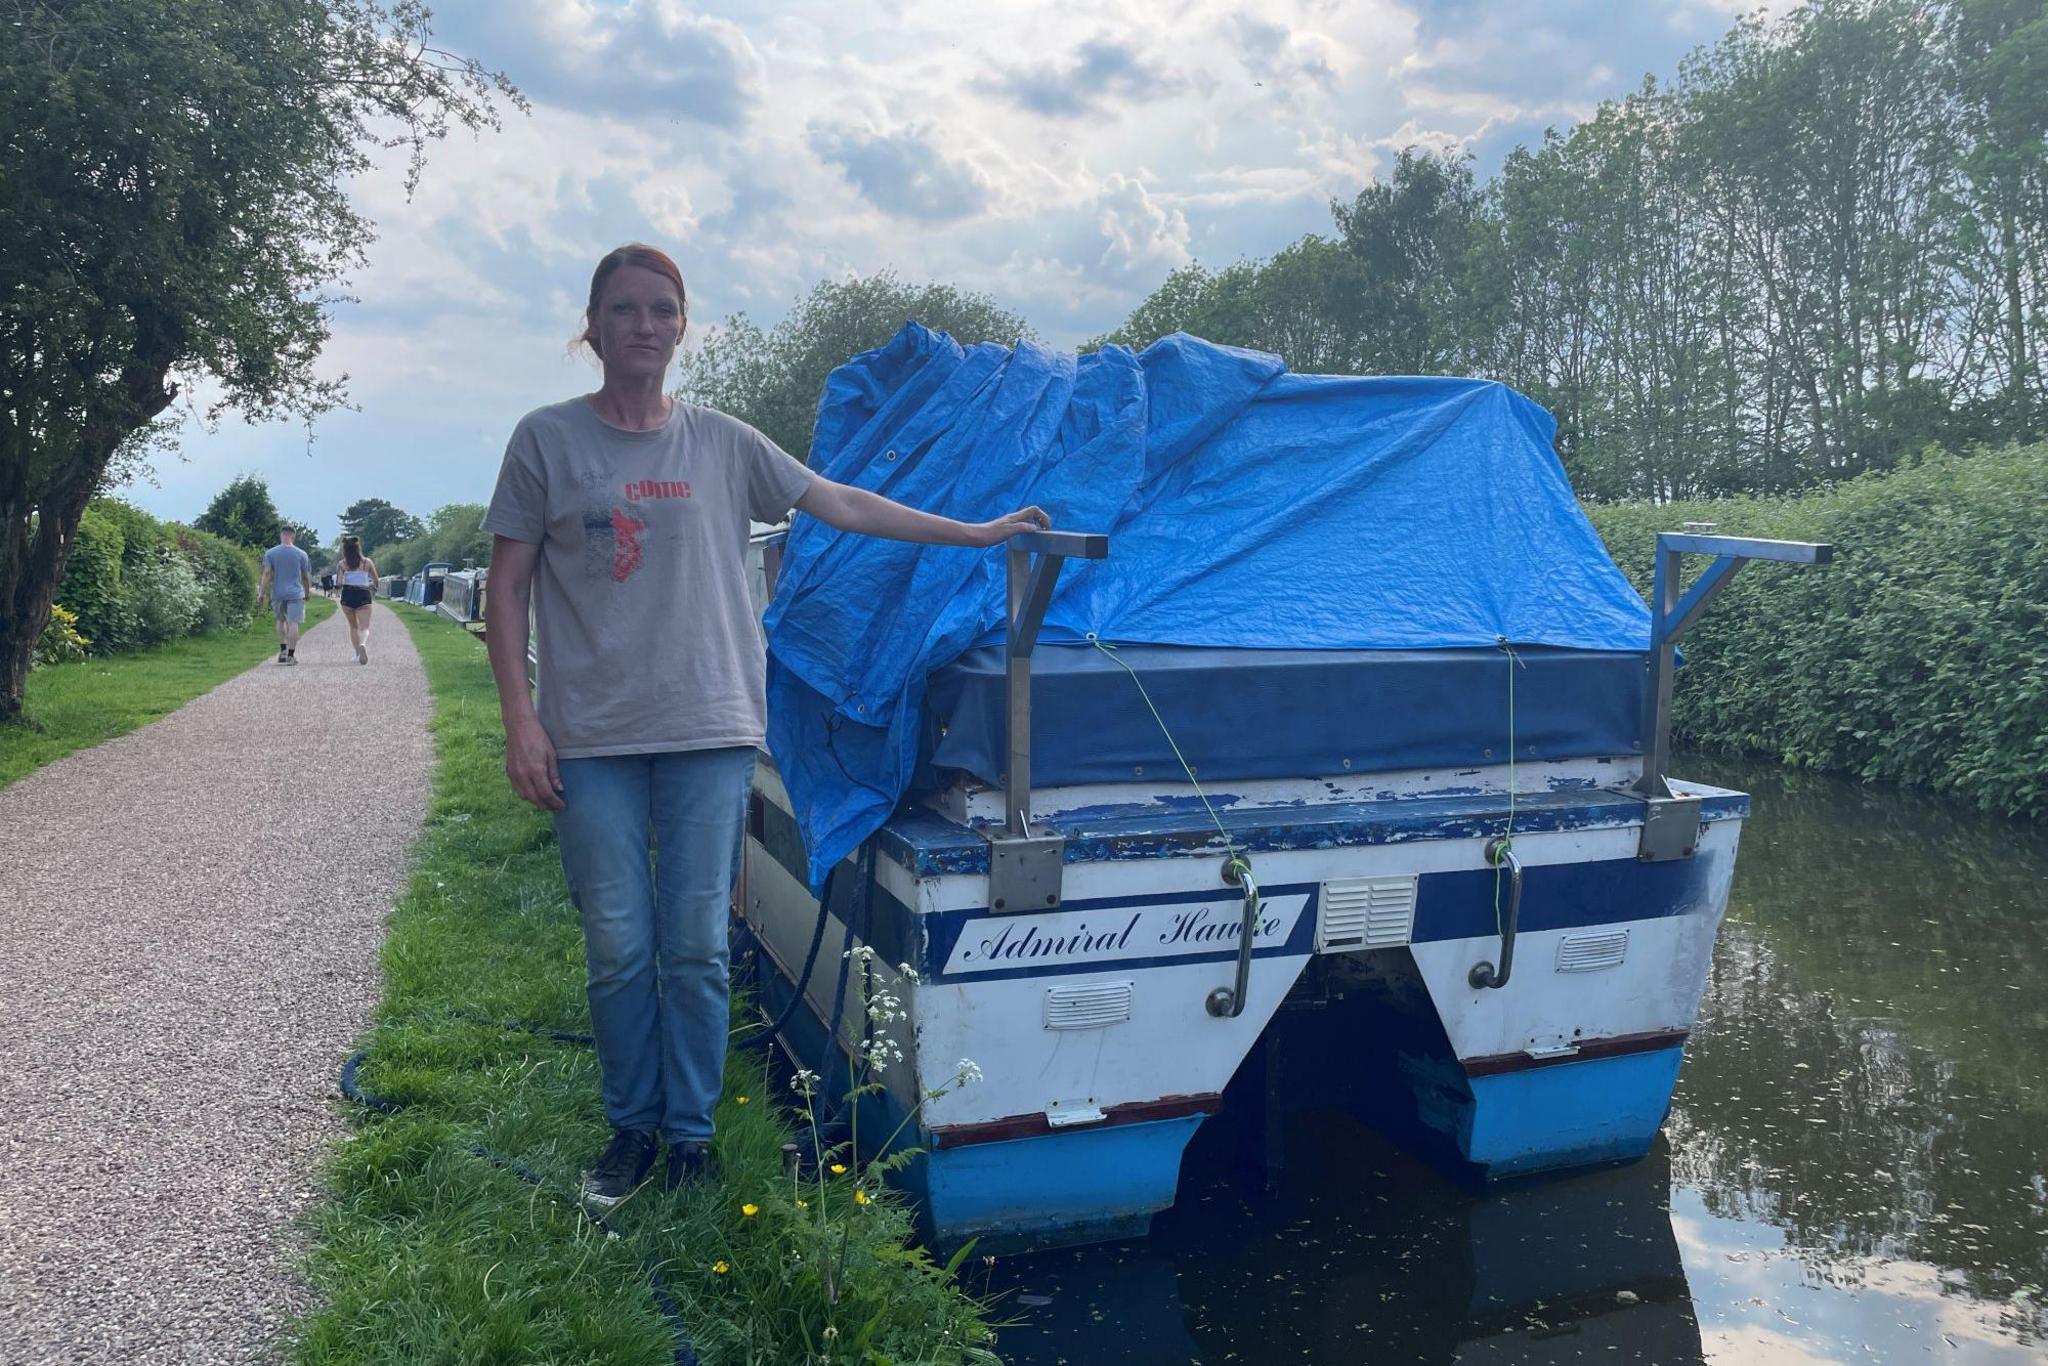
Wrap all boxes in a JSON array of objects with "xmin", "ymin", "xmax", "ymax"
[
  {"xmin": 1670, "ymin": 753, "xmax": 2048, "ymax": 1358},
  {"xmin": 992, "ymin": 1116, "xmax": 1704, "ymax": 1365},
  {"xmin": 992, "ymin": 758, "xmax": 2048, "ymax": 1362}
]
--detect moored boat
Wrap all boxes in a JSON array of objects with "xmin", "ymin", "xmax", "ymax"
[{"xmin": 738, "ymin": 326, "xmax": 1825, "ymax": 1252}]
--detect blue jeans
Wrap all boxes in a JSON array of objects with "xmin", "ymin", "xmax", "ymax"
[{"xmin": 553, "ymin": 747, "xmax": 755, "ymax": 1142}]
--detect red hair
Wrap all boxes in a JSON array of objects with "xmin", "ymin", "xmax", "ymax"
[{"xmin": 580, "ymin": 243, "xmax": 688, "ymax": 357}]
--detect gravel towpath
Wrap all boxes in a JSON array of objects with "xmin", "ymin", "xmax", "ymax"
[{"xmin": 0, "ymin": 609, "xmax": 434, "ymax": 1365}]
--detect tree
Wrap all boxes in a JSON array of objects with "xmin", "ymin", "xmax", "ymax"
[
  {"xmin": 422, "ymin": 502, "xmax": 490, "ymax": 569},
  {"xmin": 338, "ymin": 497, "xmax": 425, "ymax": 550},
  {"xmin": 288, "ymin": 521, "xmax": 330, "ymax": 570},
  {"xmin": 194, "ymin": 476, "xmax": 284, "ymax": 551},
  {"xmin": 1099, "ymin": 0, "xmax": 2048, "ymax": 502},
  {"xmin": 0, "ymin": 0, "xmax": 519, "ymax": 722},
  {"xmin": 371, "ymin": 537, "xmax": 420, "ymax": 578},
  {"xmin": 1090, "ymin": 238, "xmax": 1368, "ymax": 374},
  {"xmin": 676, "ymin": 273, "xmax": 1034, "ymax": 460},
  {"xmin": 1331, "ymin": 147, "xmax": 1487, "ymax": 375},
  {"xmin": 1948, "ymin": 0, "xmax": 2048, "ymax": 443}
]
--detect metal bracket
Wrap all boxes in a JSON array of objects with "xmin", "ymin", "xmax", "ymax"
[
  {"xmin": 1045, "ymin": 1097, "xmax": 1106, "ymax": 1128},
  {"xmin": 1636, "ymin": 794, "xmax": 1702, "ymax": 862},
  {"xmin": 980, "ymin": 528, "xmax": 1111, "ymax": 913},
  {"xmin": 987, "ymin": 828, "xmax": 1066, "ymax": 913}
]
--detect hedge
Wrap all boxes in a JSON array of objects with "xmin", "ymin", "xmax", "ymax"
[
  {"xmin": 48, "ymin": 499, "xmax": 261, "ymax": 660},
  {"xmin": 1583, "ymin": 443, "xmax": 2048, "ymax": 818}
]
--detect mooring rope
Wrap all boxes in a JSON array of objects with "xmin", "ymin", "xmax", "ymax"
[{"xmin": 1085, "ymin": 636, "xmax": 1245, "ymax": 865}]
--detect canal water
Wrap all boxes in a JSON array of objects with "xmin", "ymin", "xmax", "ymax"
[{"xmin": 990, "ymin": 755, "xmax": 2048, "ymax": 1363}]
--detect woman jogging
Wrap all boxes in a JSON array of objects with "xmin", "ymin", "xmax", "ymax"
[
  {"xmin": 335, "ymin": 536, "xmax": 378, "ymax": 663},
  {"xmin": 482, "ymin": 243, "xmax": 1047, "ymax": 1208}
]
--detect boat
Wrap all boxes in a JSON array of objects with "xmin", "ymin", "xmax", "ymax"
[{"xmin": 736, "ymin": 326, "xmax": 1826, "ymax": 1253}]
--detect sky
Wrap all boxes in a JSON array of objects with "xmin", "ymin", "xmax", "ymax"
[{"xmin": 117, "ymin": 0, "xmax": 1779, "ymax": 541}]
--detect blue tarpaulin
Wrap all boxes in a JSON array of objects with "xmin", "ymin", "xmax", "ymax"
[{"xmin": 764, "ymin": 325, "xmax": 1651, "ymax": 889}]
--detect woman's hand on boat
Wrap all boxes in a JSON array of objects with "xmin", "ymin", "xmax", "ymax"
[
  {"xmin": 505, "ymin": 716, "xmax": 565, "ymax": 811},
  {"xmin": 971, "ymin": 506, "xmax": 1052, "ymax": 546}
]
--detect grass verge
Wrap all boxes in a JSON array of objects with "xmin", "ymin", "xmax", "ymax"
[
  {"xmin": 0, "ymin": 598, "xmax": 337, "ymax": 790},
  {"xmin": 293, "ymin": 603, "xmax": 996, "ymax": 1366}
]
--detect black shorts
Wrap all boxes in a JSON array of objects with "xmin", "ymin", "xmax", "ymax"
[{"xmin": 340, "ymin": 586, "xmax": 373, "ymax": 609}]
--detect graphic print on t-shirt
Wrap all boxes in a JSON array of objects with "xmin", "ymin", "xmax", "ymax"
[
  {"xmin": 610, "ymin": 506, "xmax": 648, "ymax": 582},
  {"xmin": 581, "ymin": 506, "xmax": 615, "ymax": 582}
]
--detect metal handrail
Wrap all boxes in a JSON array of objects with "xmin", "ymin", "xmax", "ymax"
[
  {"xmin": 1624, "ymin": 529, "xmax": 1831, "ymax": 861},
  {"xmin": 979, "ymin": 529, "xmax": 1111, "ymax": 914},
  {"xmin": 1468, "ymin": 837, "xmax": 1522, "ymax": 990},
  {"xmin": 1002, "ymin": 531, "xmax": 1110, "ymax": 836},
  {"xmin": 1634, "ymin": 531, "xmax": 1831, "ymax": 801},
  {"xmin": 1205, "ymin": 858, "xmax": 1260, "ymax": 1018}
]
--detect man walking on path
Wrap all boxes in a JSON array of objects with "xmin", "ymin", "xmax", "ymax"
[{"xmin": 259, "ymin": 527, "xmax": 313, "ymax": 666}]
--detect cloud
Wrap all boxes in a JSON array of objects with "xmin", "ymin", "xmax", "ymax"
[
  {"xmin": 701, "ymin": 163, "xmax": 794, "ymax": 238},
  {"xmin": 1093, "ymin": 174, "xmax": 1193, "ymax": 280},
  {"xmin": 435, "ymin": 0, "xmax": 764, "ymax": 129},
  {"xmin": 1229, "ymin": 14, "xmax": 1340, "ymax": 91},
  {"xmin": 1394, "ymin": 0, "xmax": 1710, "ymax": 111},
  {"xmin": 806, "ymin": 123, "xmax": 993, "ymax": 222},
  {"xmin": 113, "ymin": 0, "xmax": 1789, "ymax": 542},
  {"xmin": 990, "ymin": 38, "xmax": 1187, "ymax": 118}
]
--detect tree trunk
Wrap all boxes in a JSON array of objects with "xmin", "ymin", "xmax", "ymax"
[
  {"xmin": 0, "ymin": 468, "xmax": 96, "ymax": 724},
  {"xmin": 0, "ymin": 617, "xmax": 32, "ymax": 725},
  {"xmin": 0, "ymin": 365, "xmax": 170, "ymax": 723},
  {"xmin": 2002, "ymin": 197, "xmax": 2031, "ymax": 424}
]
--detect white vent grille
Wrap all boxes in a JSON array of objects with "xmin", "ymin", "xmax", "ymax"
[
  {"xmin": 1556, "ymin": 928, "xmax": 1630, "ymax": 973},
  {"xmin": 1043, "ymin": 981, "xmax": 1133, "ymax": 1030},
  {"xmin": 1317, "ymin": 876, "xmax": 1418, "ymax": 953}
]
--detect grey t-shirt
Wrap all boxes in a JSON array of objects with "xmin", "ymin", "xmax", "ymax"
[
  {"xmin": 482, "ymin": 397, "xmax": 816, "ymax": 760},
  {"xmin": 263, "ymin": 544, "xmax": 310, "ymax": 600}
]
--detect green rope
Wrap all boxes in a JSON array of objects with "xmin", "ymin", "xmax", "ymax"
[{"xmin": 1087, "ymin": 636, "xmax": 1247, "ymax": 872}]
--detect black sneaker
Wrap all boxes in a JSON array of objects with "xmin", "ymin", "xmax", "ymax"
[
  {"xmin": 664, "ymin": 1139, "xmax": 717, "ymax": 1192},
  {"xmin": 582, "ymin": 1129, "xmax": 658, "ymax": 1208}
]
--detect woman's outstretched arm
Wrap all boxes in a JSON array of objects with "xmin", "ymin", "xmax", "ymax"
[{"xmin": 796, "ymin": 480, "xmax": 1049, "ymax": 548}]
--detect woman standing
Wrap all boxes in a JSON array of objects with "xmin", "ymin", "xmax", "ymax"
[
  {"xmin": 335, "ymin": 536, "xmax": 378, "ymax": 663},
  {"xmin": 482, "ymin": 243, "xmax": 1047, "ymax": 1208}
]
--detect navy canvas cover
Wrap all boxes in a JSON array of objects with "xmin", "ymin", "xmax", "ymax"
[
  {"xmin": 918, "ymin": 645, "xmax": 1645, "ymax": 792},
  {"xmin": 766, "ymin": 325, "xmax": 1650, "ymax": 889}
]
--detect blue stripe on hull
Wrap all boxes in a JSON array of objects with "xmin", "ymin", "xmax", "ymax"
[
  {"xmin": 1455, "ymin": 1046, "xmax": 1684, "ymax": 1177},
  {"xmin": 1411, "ymin": 856, "xmax": 1718, "ymax": 943},
  {"xmin": 907, "ymin": 1118, "xmax": 1204, "ymax": 1254}
]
